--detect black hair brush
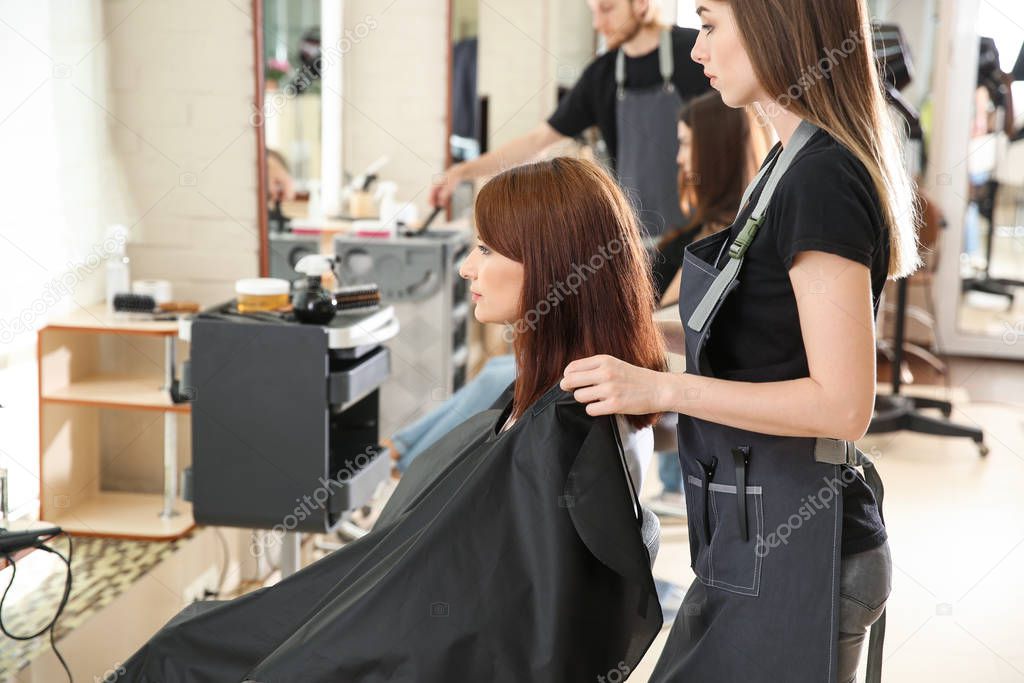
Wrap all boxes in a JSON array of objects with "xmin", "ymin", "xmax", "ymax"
[
  {"xmin": 112, "ymin": 293, "xmax": 200, "ymax": 318},
  {"xmin": 112, "ymin": 292, "xmax": 157, "ymax": 314}
]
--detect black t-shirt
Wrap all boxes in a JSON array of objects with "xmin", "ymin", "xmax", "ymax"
[
  {"xmin": 707, "ymin": 129, "xmax": 889, "ymax": 556},
  {"xmin": 547, "ymin": 26, "xmax": 711, "ymax": 171}
]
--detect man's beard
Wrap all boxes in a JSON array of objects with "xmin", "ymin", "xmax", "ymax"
[{"xmin": 605, "ymin": 12, "xmax": 643, "ymax": 51}]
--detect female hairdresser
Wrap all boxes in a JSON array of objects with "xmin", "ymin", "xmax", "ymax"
[{"xmin": 562, "ymin": 1, "xmax": 916, "ymax": 681}]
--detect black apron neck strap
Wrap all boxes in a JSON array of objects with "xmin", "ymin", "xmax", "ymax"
[
  {"xmin": 686, "ymin": 120, "xmax": 820, "ymax": 333},
  {"xmin": 615, "ymin": 29, "xmax": 674, "ymax": 98}
]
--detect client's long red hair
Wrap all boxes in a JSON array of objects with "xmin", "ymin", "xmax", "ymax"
[{"xmin": 474, "ymin": 157, "xmax": 666, "ymax": 429}]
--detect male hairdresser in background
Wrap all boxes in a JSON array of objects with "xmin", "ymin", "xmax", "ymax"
[{"xmin": 429, "ymin": 0, "xmax": 711, "ymax": 238}]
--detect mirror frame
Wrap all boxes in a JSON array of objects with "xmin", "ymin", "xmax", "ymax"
[{"xmin": 252, "ymin": 0, "xmax": 270, "ymax": 276}]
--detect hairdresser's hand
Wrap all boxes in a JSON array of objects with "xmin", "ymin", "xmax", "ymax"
[
  {"xmin": 429, "ymin": 164, "xmax": 466, "ymax": 207},
  {"xmin": 561, "ymin": 355, "xmax": 669, "ymax": 417}
]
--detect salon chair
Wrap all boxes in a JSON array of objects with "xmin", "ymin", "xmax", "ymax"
[{"xmin": 641, "ymin": 506, "xmax": 661, "ymax": 563}]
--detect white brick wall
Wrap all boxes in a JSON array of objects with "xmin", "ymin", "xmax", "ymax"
[
  {"xmin": 478, "ymin": 0, "xmax": 553, "ymax": 150},
  {"xmin": 340, "ymin": 0, "xmax": 449, "ymax": 219},
  {"xmin": 0, "ymin": 0, "xmax": 459, "ymax": 519},
  {"xmin": 478, "ymin": 0, "xmax": 594, "ymax": 159},
  {"xmin": 103, "ymin": 0, "xmax": 260, "ymax": 305},
  {"xmin": 0, "ymin": 0, "xmax": 258, "ymax": 518}
]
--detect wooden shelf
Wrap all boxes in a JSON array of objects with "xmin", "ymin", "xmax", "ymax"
[
  {"xmin": 42, "ymin": 375, "xmax": 189, "ymax": 413},
  {"xmin": 39, "ymin": 311, "xmax": 193, "ymax": 540},
  {"xmin": 46, "ymin": 491, "xmax": 195, "ymax": 540},
  {"xmin": 44, "ymin": 303, "xmax": 183, "ymax": 336}
]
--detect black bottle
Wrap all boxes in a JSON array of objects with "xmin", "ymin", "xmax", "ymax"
[{"xmin": 292, "ymin": 256, "xmax": 337, "ymax": 325}]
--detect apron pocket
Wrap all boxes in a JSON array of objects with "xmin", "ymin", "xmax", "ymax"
[
  {"xmin": 684, "ymin": 474, "xmax": 708, "ymax": 571},
  {"xmin": 687, "ymin": 476, "xmax": 764, "ymax": 597}
]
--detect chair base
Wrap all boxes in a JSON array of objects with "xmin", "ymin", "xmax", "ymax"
[{"xmin": 868, "ymin": 394, "xmax": 988, "ymax": 456}]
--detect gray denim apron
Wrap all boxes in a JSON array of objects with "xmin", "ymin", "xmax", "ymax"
[
  {"xmin": 650, "ymin": 120, "xmax": 887, "ymax": 683},
  {"xmin": 615, "ymin": 29, "xmax": 686, "ymax": 241}
]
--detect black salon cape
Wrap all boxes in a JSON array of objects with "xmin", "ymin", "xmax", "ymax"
[{"xmin": 121, "ymin": 384, "xmax": 662, "ymax": 682}]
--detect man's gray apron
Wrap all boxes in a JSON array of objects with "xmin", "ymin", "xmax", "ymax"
[
  {"xmin": 650, "ymin": 120, "xmax": 887, "ymax": 682},
  {"xmin": 615, "ymin": 29, "xmax": 687, "ymax": 241}
]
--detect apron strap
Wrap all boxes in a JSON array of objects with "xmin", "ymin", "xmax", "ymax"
[
  {"xmin": 814, "ymin": 437, "xmax": 888, "ymax": 682},
  {"xmin": 658, "ymin": 29, "xmax": 674, "ymax": 88},
  {"xmin": 859, "ymin": 451, "xmax": 886, "ymax": 683},
  {"xmin": 813, "ymin": 437, "xmax": 863, "ymax": 466},
  {"xmin": 615, "ymin": 29, "xmax": 675, "ymax": 99},
  {"xmin": 686, "ymin": 120, "xmax": 820, "ymax": 332},
  {"xmin": 738, "ymin": 144, "xmax": 781, "ymax": 213}
]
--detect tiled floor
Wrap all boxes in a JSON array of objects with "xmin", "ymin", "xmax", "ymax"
[
  {"xmin": 633, "ymin": 384, "xmax": 1024, "ymax": 681},
  {"xmin": 0, "ymin": 534, "xmax": 191, "ymax": 678}
]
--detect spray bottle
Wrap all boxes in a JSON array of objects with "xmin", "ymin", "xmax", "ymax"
[{"xmin": 292, "ymin": 255, "xmax": 337, "ymax": 325}]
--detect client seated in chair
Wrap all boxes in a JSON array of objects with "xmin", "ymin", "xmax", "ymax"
[{"xmin": 120, "ymin": 157, "xmax": 666, "ymax": 683}]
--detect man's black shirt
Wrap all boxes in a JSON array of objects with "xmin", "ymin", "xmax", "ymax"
[{"xmin": 547, "ymin": 26, "xmax": 711, "ymax": 171}]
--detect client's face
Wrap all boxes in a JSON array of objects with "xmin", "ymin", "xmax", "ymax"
[{"xmin": 459, "ymin": 239, "xmax": 524, "ymax": 325}]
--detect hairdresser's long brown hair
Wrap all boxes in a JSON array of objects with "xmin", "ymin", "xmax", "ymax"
[
  {"xmin": 725, "ymin": 0, "xmax": 920, "ymax": 277},
  {"xmin": 662, "ymin": 90, "xmax": 767, "ymax": 248},
  {"xmin": 474, "ymin": 157, "xmax": 666, "ymax": 429}
]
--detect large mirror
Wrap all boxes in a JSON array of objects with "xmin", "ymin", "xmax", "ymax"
[
  {"xmin": 449, "ymin": 0, "xmax": 480, "ymax": 166},
  {"xmin": 256, "ymin": 1, "xmax": 484, "ymax": 283},
  {"xmin": 263, "ymin": 0, "xmax": 322, "ymax": 202},
  {"xmin": 924, "ymin": 0, "xmax": 1024, "ymax": 359},
  {"xmin": 258, "ymin": 0, "xmax": 326, "ymax": 281},
  {"xmin": 955, "ymin": 5, "xmax": 1024, "ymax": 343},
  {"xmin": 444, "ymin": 0, "xmax": 480, "ymax": 221},
  {"xmin": 252, "ymin": 0, "xmax": 484, "ymax": 437}
]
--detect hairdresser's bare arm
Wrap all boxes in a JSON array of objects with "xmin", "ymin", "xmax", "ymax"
[
  {"xmin": 566, "ymin": 252, "xmax": 876, "ymax": 442},
  {"xmin": 430, "ymin": 123, "xmax": 566, "ymax": 206}
]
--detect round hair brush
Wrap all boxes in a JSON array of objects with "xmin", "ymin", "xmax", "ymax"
[{"xmin": 334, "ymin": 284, "xmax": 381, "ymax": 314}]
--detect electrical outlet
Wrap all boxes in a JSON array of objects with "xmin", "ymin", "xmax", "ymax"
[{"xmin": 182, "ymin": 565, "xmax": 220, "ymax": 605}]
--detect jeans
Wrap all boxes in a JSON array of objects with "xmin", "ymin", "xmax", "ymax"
[
  {"xmin": 836, "ymin": 540, "xmax": 892, "ymax": 683},
  {"xmin": 392, "ymin": 355, "xmax": 516, "ymax": 473},
  {"xmin": 657, "ymin": 451, "xmax": 682, "ymax": 493}
]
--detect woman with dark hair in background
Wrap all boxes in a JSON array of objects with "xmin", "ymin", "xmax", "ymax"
[{"xmin": 652, "ymin": 90, "xmax": 768, "ymax": 305}]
